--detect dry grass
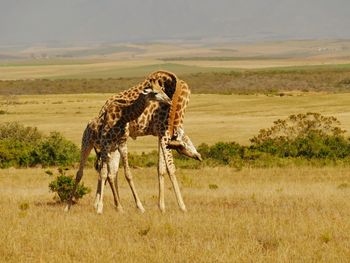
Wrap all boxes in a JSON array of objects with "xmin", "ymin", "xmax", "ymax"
[{"xmin": 1, "ymin": 166, "xmax": 350, "ymax": 262}]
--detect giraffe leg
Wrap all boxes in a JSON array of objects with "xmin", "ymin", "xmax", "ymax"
[
  {"xmin": 158, "ymin": 141, "xmax": 166, "ymax": 213},
  {"xmin": 94, "ymin": 178, "xmax": 102, "ymax": 210},
  {"xmin": 65, "ymin": 142, "xmax": 93, "ymax": 212},
  {"xmin": 96, "ymin": 161, "xmax": 108, "ymax": 214},
  {"xmin": 107, "ymin": 150, "xmax": 123, "ymax": 212},
  {"xmin": 119, "ymin": 142, "xmax": 145, "ymax": 213},
  {"xmin": 160, "ymin": 136, "xmax": 187, "ymax": 212}
]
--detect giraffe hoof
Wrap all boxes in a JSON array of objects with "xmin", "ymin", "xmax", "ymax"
[
  {"xmin": 96, "ymin": 203, "xmax": 103, "ymax": 214},
  {"xmin": 180, "ymin": 206, "xmax": 187, "ymax": 212}
]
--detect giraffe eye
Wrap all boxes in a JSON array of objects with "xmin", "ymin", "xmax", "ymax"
[{"xmin": 142, "ymin": 88, "xmax": 153, "ymax": 95}]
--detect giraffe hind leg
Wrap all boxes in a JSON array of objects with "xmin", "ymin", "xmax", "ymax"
[
  {"xmin": 119, "ymin": 142, "xmax": 145, "ymax": 213},
  {"xmin": 160, "ymin": 136, "xmax": 187, "ymax": 212}
]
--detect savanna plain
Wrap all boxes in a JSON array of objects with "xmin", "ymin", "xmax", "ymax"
[{"xmin": 1, "ymin": 40, "xmax": 350, "ymax": 262}]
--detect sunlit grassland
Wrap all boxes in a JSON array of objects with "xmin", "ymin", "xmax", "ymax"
[
  {"xmin": 1, "ymin": 166, "xmax": 350, "ymax": 262},
  {"xmin": 2, "ymin": 93, "xmax": 350, "ymax": 153},
  {"xmin": 1, "ymin": 40, "xmax": 350, "ymax": 262}
]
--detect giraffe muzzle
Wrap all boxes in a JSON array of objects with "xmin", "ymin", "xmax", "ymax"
[{"xmin": 155, "ymin": 92, "xmax": 172, "ymax": 105}]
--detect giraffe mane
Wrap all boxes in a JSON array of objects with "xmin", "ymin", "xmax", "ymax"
[{"xmin": 167, "ymin": 79, "xmax": 182, "ymax": 138}]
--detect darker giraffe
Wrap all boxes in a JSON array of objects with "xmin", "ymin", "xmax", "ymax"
[{"xmin": 65, "ymin": 76, "xmax": 171, "ymax": 214}]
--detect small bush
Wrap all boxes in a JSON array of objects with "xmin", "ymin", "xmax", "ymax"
[
  {"xmin": 48, "ymin": 168, "xmax": 90, "ymax": 202},
  {"xmin": 19, "ymin": 202, "xmax": 29, "ymax": 211},
  {"xmin": 320, "ymin": 232, "xmax": 332, "ymax": 244},
  {"xmin": 209, "ymin": 184, "xmax": 218, "ymax": 190}
]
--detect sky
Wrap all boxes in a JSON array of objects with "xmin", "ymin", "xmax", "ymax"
[{"xmin": 0, "ymin": 0, "xmax": 349, "ymax": 45}]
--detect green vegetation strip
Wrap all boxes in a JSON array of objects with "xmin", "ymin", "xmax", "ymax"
[
  {"xmin": 2, "ymin": 113, "xmax": 350, "ymax": 169},
  {"xmin": 1, "ymin": 66, "xmax": 350, "ymax": 95}
]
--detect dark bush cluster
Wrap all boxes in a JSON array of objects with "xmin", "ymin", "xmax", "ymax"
[
  {"xmin": 196, "ymin": 113, "xmax": 350, "ymax": 168},
  {"xmin": 250, "ymin": 113, "xmax": 350, "ymax": 159},
  {"xmin": 0, "ymin": 122, "xmax": 80, "ymax": 168}
]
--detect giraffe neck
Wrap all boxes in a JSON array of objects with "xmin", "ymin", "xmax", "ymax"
[
  {"xmin": 121, "ymin": 93, "xmax": 150, "ymax": 124},
  {"xmin": 167, "ymin": 80, "xmax": 190, "ymax": 138}
]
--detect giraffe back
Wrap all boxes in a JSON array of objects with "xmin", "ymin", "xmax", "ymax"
[{"xmin": 91, "ymin": 70, "xmax": 191, "ymax": 141}]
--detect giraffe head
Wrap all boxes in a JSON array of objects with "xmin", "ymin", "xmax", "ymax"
[
  {"xmin": 167, "ymin": 129, "xmax": 202, "ymax": 161},
  {"xmin": 147, "ymin": 70, "xmax": 178, "ymax": 99},
  {"xmin": 142, "ymin": 80, "xmax": 172, "ymax": 105}
]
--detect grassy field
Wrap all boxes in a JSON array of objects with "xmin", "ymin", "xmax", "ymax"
[
  {"xmin": 1, "ymin": 166, "xmax": 350, "ymax": 262},
  {"xmin": 2, "ymin": 93, "xmax": 350, "ymax": 153},
  {"xmin": 1, "ymin": 39, "xmax": 350, "ymax": 262}
]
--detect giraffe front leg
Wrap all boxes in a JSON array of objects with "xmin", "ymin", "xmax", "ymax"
[
  {"xmin": 107, "ymin": 150, "xmax": 124, "ymax": 212},
  {"xmin": 158, "ymin": 141, "xmax": 166, "ymax": 213},
  {"xmin": 119, "ymin": 142, "xmax": 145, "ymax": 213},
  {"xmin": 96, "ymin": 161, "xmax": 108, "ymax": 214},
  {"xmin": 160, "ymin": 136, "xmax": 187, "ymax": 212},
  {"xmin": 94, "ymin": 178, "xmax": 102, "ymax": 210}
]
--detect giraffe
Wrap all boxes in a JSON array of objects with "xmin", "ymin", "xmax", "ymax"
[
  {"xmin": 128, "ymin": 75, "xmax": 196, "ymax": 212},
  {"xmin": 65, "ymin": 76, "xmax": 171, "ymax": 214},
  {"xmin": 95, "ymin": 71, "xmax": 200, "ymax": 212}
]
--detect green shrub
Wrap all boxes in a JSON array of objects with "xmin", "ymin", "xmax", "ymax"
[
  {"xmin": 0, "ymin": 122, "xmax": 43, "ymax": 167},
  {"xmin": 198, "ymin": 142, "xmax": 243, "ymax": 165},
  {"xmin": 0, "ymin": 122, "xmax": 80, "ymax": 168},
  {"xmin": 33, "ymin": 132, "xmax": 80, "ymax": 166},
  {"xmin": 250, "ymin": 113, "xmax": 350, "ymax": 159},
  {"xmin": 48, "ymin": 168, "xmax": 90, "ymax": 202}
]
